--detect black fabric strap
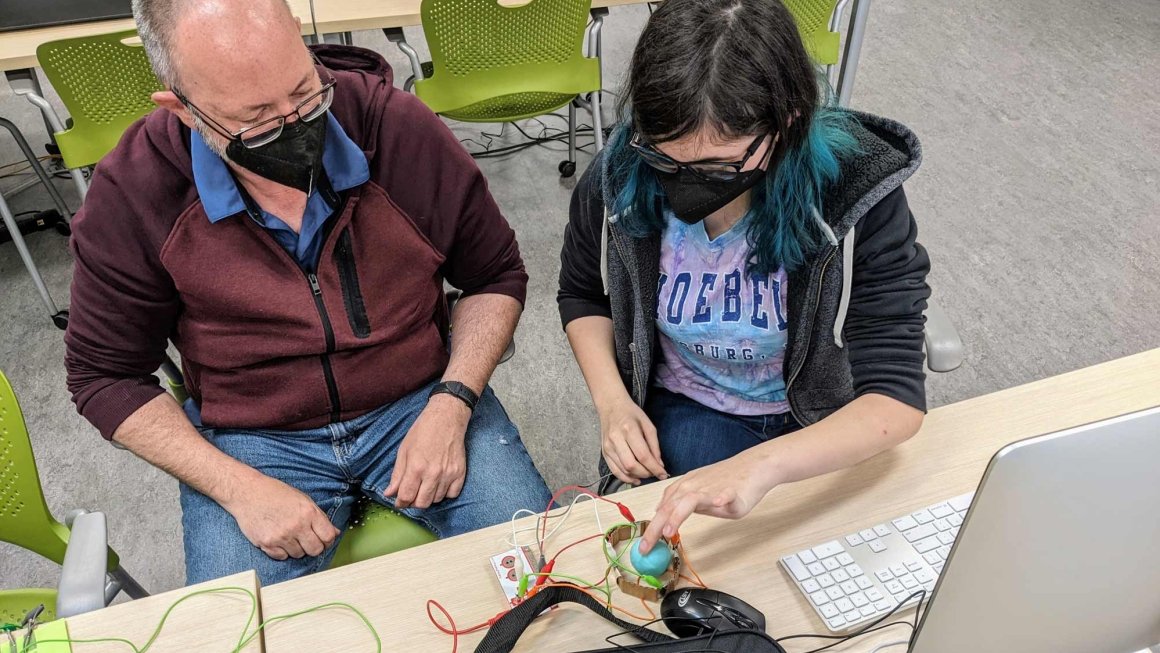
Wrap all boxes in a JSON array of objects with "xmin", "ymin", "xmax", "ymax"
[{"xmin": 474, "ymin": 586, "xmax": 675, "ymax": 653}]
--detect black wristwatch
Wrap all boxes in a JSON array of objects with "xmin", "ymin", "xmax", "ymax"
[{"xmin": 429, "ymin": 381, "xmax": 479, "ymax": 412}]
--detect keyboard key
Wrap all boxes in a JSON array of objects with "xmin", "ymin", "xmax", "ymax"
[
  {"xmin": 937, "ymin": 545, "xmax": 952, "ymax": 559},
  {"xmin": 903, "ymin": 524, "xmax": 938, "ymax": 542},
  {"xmin": 875, "ymin": 570, "xmax": 894, "ymax": 582},
  {"xmin": 906, "ymin": 560, "xmax": 924, "ymax": 572},
  {"xmin": 866, "ymin": 587, "xmax": 884, "ymax": 601},
  {"xmin": 901, "ymin": 575, "xmax": 919, "ymax": 589},
  {"xmin": 937, "ymin": 532, "xmax": 955, "ymax": 545},
  {"xmin": 843, "ymin": 609, "xmax": 861, "ymax": 622},
  {"xmin": 860, "ymin": 528, "xmax": 877, "ymax": 542},
  {"xmin": 885, "ymin": 580, "xmax": 905, "ymax": 594},
  {"xmin": 850, "ymin": 592, "xmax": 869, "ymax": 607},
  {"xmin": 913, "ymin": 569, "xmax": 935, "ymax": 584},
  {"xmin": 894, "ymin": 591, "xmax": 913, "ymax": 604},
  {"xmin": 892, "ymin": 516, "xmax": 918, "ymax": 531},
  {"xmin": 874, "ymin": 524, "xmax": 891, "ymax": 537},
  {"xmin": 914, "ymin": 537, "xmax": 941, "ymax": 553},
  {"xmin": 934, "ymin": 518, "xmax": 951, "ymax": 532},
  {"xmin": 923, "ymin": 552, "xmax": 942, "ymax": 565},
  {"xmin": 808, "ymin": 562, "xmax": 826, "ymax": 576},
  {"xmin": 828, "ymin": 616, "xmax": 846, "ymax": 629},
  {"xmin": 868, "ymin": 539, "xmax": 887, "ymax": 553},
  {"xmin": 802, "ymin": 579, "xmax": 821, "ymax": 593},
  {"xmin": 845, "ymin": 564, "xmax": 864, "ymax": 578},
  {"xmin": 818, "ymin": 573, "xmax": 836, "ymax": 588},
  {"xmin": 948, "ymin": 493, "xmax": 973, "ymax": 512},
  {"xmin": 811, "ymin": 590, "xmax": 831, "ymax": 606},
  {"xmin": 874, "ymin": 599, "xmax": 892, "ymax": 611},
  {"xmin": 933, "ymin": 562, "xmax": 945, "ymax": 574},
  {"xmin": 889, "ymin": 564, "xmax": 907, "ymax": 577},
  {"xmin": 798, "ymin": 549, "xmax": 819, "ymax": 565},
  {"xmin": 950, "ymin": 526, "xmax": 960, "ymax": 538},
  {"xmin": 826, "ymin": 586, "xmax": 845, "ymax": 600},
  {"xmin": 948, "ymin": 514, "xmax": 963, "ymax": 527},
  {"xmin": 840, "ymin": 580, "xmax": 859, "ymax": 595},
  {"xmin": 929, "ymin": 504, "xmax": 954, "ymax": 519},
  {"xmin": 783, "ymin": 555, "xmax": 811, "ymax": 581},
  {"xmin": 845, "ymin": 533, "xmax": 864, "ymax": 547},
  {"xmin": 832, "ymin": 569, "xmax": 850, "ymax": 583},
  {"xmin": 856, "ymin": 576, "xmax": 873, "ymax": 590},
  {"xmin": 923, "ymin": 581, "xmax": 935, "ymax": 592},
  {"xmin": 821, "ymin": 603, "xmax": 840, "ymax": 618},
  {"xmin": 835, "ymin": 598, "xmax": 855, "ymax": 612},
  {"xmin": 813, "ymin": 540, "xmax": 845, "ymax": 560},
  {"xmin": 912, "ymin": 509, "xmax": 935, "ymax": 525},
  {"xmin": 823, "ymin": 558, "xmax": 841, "ymax": 571},
  {"xmin": 860, "ymin": 605, "xmax": 877, "ymax": 617},
  {"xmin": 836, "ymin": 552, "xmax": 855, "ymax": 566}
]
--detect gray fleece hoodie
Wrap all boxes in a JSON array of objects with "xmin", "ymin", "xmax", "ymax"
[{"xmin": 558, "ymin": 111, "xmax": 931, "ymax": 433}]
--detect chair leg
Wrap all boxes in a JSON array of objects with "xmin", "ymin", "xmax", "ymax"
[
  {"xmin": 836, "ymin": 0, "xmax": 873, "ymax": 107},
  {"xmin": 0, "ymin": 189, "xmax": 66, "ymax": 324},
  {"xmin": 0, "ymin": 117, "xmax": 72, "ymax": 219},
  {"xmin": 108, "ymin": 566, "xmax": 149, "ymax": 600},
  {"xmin": 589, "ymin": 92, "xmax": 605, "ymax": 152}
]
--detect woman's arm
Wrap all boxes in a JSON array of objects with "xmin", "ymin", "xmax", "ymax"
[
  {"xmin": 566, "ymin": 316, "xmax": 668, "ymax": 484},
  {"xmin": 641, "ymin": 394, "xmax": 921, "ymax": 551}
]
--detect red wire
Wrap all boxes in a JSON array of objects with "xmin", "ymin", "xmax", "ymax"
[{"xmin": 426, "ymin": 599, "xmax": 508, "ymax": 653}]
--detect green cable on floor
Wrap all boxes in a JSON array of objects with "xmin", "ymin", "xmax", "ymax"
[{"xmin": 20, "ymin": 586, "xmax": 382, "ymax": 653}]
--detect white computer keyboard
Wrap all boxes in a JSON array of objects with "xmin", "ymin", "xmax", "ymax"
[{"xmin": 779, "ymin": 491, "xmax": 974, "ymax": 633}]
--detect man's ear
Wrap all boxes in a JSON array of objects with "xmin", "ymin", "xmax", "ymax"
[{"xmin": 152, "ymin": 90, "xmax": 196, "ymax": 130}]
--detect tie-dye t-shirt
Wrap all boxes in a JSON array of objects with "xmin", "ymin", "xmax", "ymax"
[{"xmin": 654, "ymin": 211, "xmax": 791, "ymax": 416}]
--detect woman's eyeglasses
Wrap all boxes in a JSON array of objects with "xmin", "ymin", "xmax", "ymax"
[
  {"xmin": 175, "ymin": 66, "xmax": 336, "ymax": 149},
  {"xmin": 630, "ymin": 132, "xmax": 769, "ymax": 182}
]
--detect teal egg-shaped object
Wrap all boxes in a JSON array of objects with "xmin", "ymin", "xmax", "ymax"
[{"xmin": 629, "ymin": 538, "xmax": 672, "ymax": 577}]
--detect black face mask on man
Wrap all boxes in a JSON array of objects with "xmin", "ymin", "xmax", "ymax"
[
  {"xmin": 656, "ymin": 166, "xmax": 767, "ymax": 225},
  {"xmin": 225, "ymin": 115, "xmax": 329, "ymax": 194}
]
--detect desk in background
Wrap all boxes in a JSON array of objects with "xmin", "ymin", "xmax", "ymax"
[
  {"xmin": 257, "ymin": 348, "xmax": 1160, "ymax": 651},
  {"xmin": 12, "ymin": 572, "xmax": 263, "ymax": 653}
]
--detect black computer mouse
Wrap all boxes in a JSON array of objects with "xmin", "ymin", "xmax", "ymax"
[{"xmin": 660, "ymin": 587, "xmax": 766, "ymax": 637}]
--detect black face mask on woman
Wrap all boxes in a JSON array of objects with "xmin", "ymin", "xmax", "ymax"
[
  {"xmin": 225, "ymin": 115, "xmax": 329, "ymax": 194},
  {"xmin": 656, "ymin": 166, "xmax": 767, "ymax": 225}
]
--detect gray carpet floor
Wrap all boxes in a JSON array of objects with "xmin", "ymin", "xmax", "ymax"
[{"xmin": 2, "ymin": 0, "xmax": 1157, "ymax": 597}]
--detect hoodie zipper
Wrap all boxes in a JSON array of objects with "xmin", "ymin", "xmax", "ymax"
[
  {"xmin": 785, "ymin": 247, "xmax": 837, "ymax": 425},
  {"xmin": 306, "ymin": 271, "xmax": 342, "ymax": 423}
]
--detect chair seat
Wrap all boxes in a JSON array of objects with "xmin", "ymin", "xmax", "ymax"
[
  {"xmin": 0, "ymin": 588, "xmax": 57, "ymax": 627},
  {"xmin": 441, "ymin": 91, "xmax": 576, "ymax": 123},
  {"xmin": 327, "ymin": 499, "xmax": 437, "ymax": 569}
]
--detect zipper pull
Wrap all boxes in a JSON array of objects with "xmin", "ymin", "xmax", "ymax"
[{"xmin": 308, "ymin": 273, "xmax": 322, "ymax": 296}]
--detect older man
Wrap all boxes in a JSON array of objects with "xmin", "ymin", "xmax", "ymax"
[{"xmin": 64, "ymin": 0, "xmax": 551, "ymax": 584}]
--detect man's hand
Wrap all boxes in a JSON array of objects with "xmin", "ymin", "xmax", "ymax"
[
  {"xmin": 639, "ymin": 450, "xmax": 771, "ymax": 554},
  {"xmin": 221, "ymin": 472, "xmax": 341, "ymax": 560},
  {"xmin": 599, "ymin": 396, "xmax": 668, "ymax": 485},
  {"xmin": 385, "ymin": 394, "xmax": 471, "ymax": 509}
]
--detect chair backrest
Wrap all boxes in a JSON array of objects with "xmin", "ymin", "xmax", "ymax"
[
  {"xmin": 782, "ymin": 0, "xmax": 842, "ymax": 66},
  {"xmin": 0, "ymin": 370, "xmax": 70, "ymax": 565},
  {"xmin": 416, "ymin": 0, "xmax": 597, "ymax": 115},
  {"xmin": 35, "ymin": 29, "xmax": 163, "ymax": 169}
]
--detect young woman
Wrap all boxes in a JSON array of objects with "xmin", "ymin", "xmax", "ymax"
[{"xmin": 557, "ymin": 0, "xmax": 931, "ymax": 551}]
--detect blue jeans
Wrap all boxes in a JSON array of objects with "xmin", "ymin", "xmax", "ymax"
[
  {"xmin": 180, "ymin": 381, "xmax": 550, "ymax": 586},
  {"xmin": 644, "ymin": 387, "xmax": 800, "ymax": 476}
]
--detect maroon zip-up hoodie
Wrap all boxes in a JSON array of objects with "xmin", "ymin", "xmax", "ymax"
[{"xmin": 64, "ymin": 45, "xmax": 527, "ymax": 439}]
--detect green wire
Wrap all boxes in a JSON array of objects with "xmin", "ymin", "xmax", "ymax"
[{"xmin": 24, "ymin": 586, "xmax": 381, "ymax": 652}]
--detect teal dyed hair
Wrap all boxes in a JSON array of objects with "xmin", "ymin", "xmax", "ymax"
[{"xmin": 608, "ymin": 107, "xmax": 860, "ymax": 274}]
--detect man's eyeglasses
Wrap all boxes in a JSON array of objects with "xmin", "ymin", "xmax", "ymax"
[
  {"xmin": 630, "ymin": 132, "xmax": 769, "ymax": 182},
  {"xmin": 175, "ymin": 66, "xmax": 336, "ymax": 149}
]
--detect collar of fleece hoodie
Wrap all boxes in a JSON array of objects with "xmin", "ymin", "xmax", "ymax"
[{"xmin": 138, "ymin": 44, "xmax": 396, "ymax": 186}]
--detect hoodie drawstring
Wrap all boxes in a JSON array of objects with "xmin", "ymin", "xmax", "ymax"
[
  {"xmin": 600, "ymin": 209, "xmax": 610, "ymax": 295},
  {"xmin": 834, "ymin": 227, "xmax": 855, "ymax": 348}
]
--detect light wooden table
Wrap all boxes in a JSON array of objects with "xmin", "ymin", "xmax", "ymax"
[
  {"xmin": 257, "ymin": 349, "xmax": 1160, "ymax": 652},
  {"xmin": 12, "ymin": 571, "xmax": 263, "ymax": 653}
]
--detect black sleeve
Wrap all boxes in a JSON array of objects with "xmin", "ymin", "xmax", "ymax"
[
  {"xmin": 845, "ymin": 186, "xmax": 931, "ymax": 411},
  {"xmin": 557, "ymin": 157, "xmax": 613, "ymax": 328}
]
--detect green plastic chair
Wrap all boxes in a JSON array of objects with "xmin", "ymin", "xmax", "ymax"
[
  {"xmin": 327, "ymin": 499, "xmax": 438, "ymax": 569},
  {"xmin": 33, "ymin": 30, "xmax": 163, "ymax": 195},
  {"xmin": 783, "ymin": 0, "xmax": 843, "ymax": 66},
  {"xmin": 409, "ymin": 0, "xmax": 604, "ymax": 177},
  {"xmin": 0, "ymin": 369, "xmax": 148, "ymax": 626}
]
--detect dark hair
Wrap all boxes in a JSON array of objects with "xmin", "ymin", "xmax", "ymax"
[{"xmin": 608, "ymin": 0, "xmax": 858, "ymax": 274}]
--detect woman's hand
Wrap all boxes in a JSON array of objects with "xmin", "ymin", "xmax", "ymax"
[
  {"xmin": 639, "ymin": 450, "xmax": 773, "ymax": 553},
  {"xmin": 600, "ymin": 396, "xmax": 669, "ymax": 485}
]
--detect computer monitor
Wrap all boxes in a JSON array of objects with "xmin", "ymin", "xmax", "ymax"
[{"xmin": 910, "ymin": 406, "xmax": 1160, "ymax": 653}]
